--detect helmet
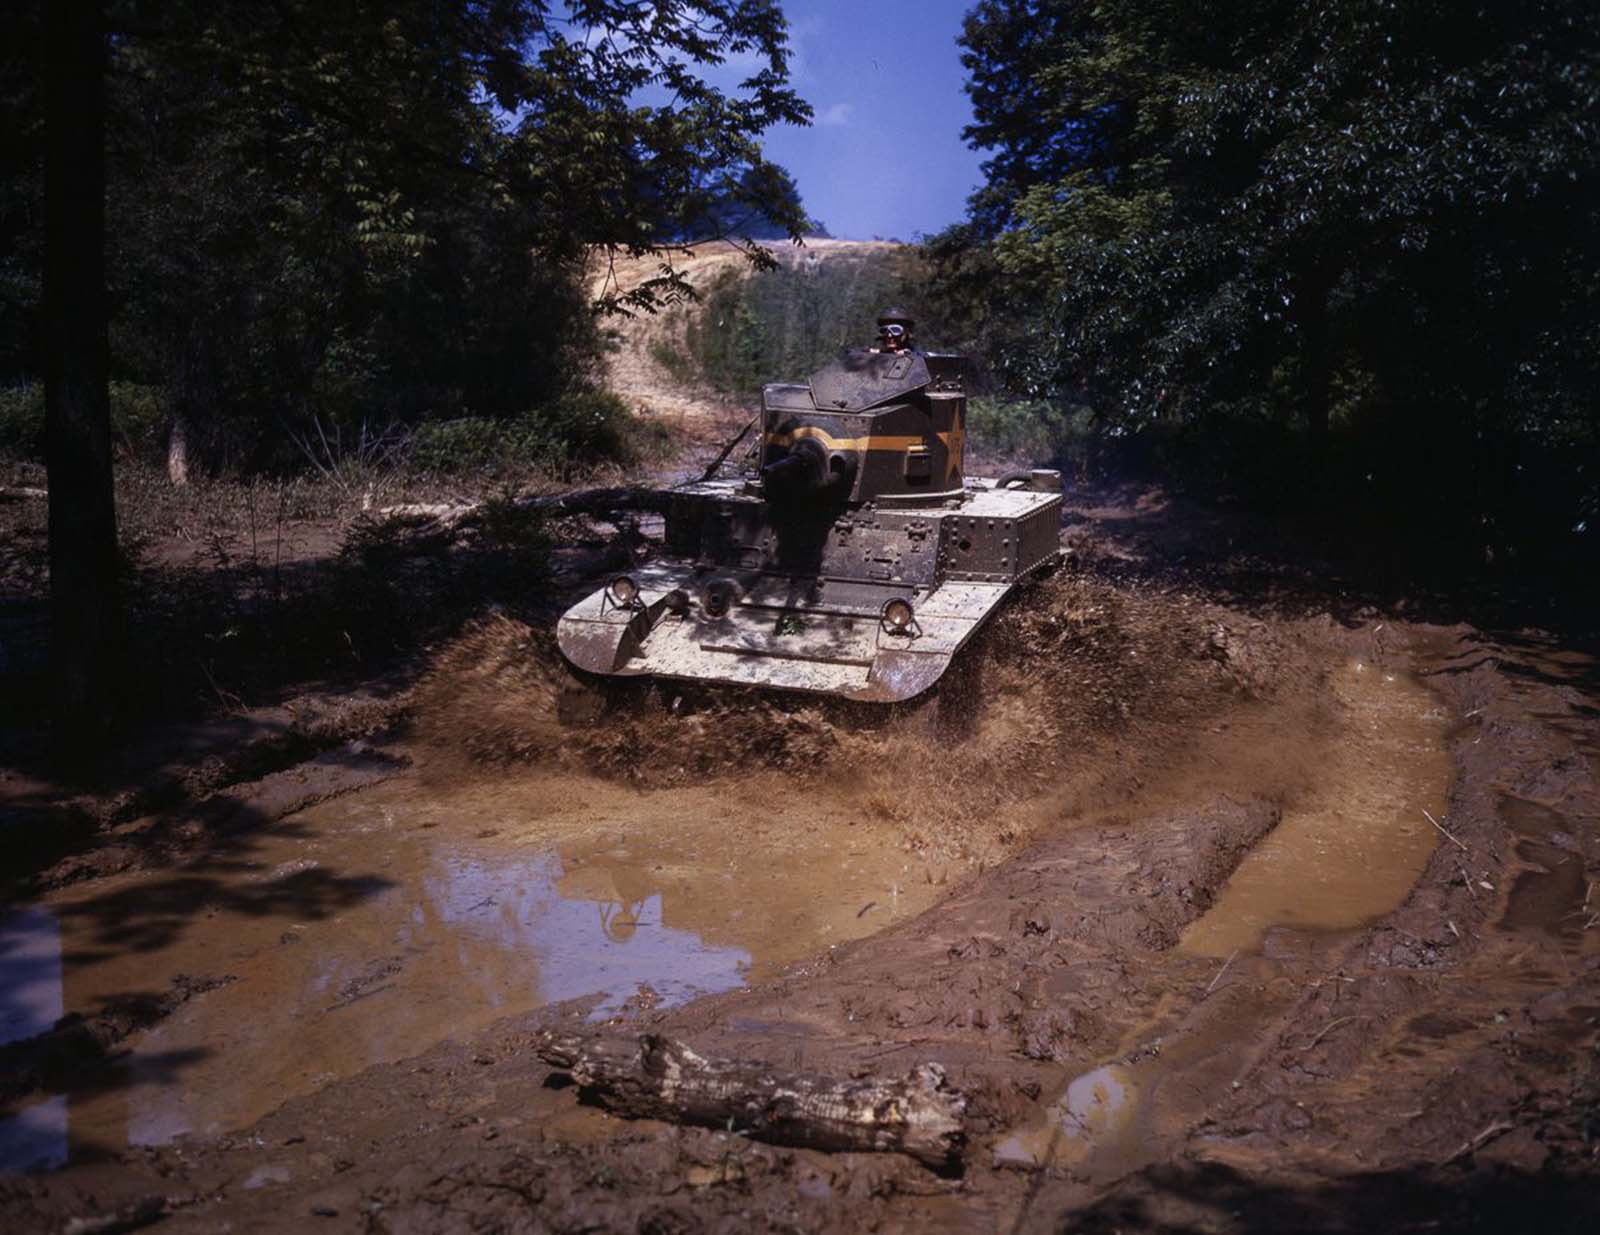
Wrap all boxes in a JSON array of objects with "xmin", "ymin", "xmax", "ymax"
[{"xmin": 876, "ymin": 307, "xmax": 915, "ymax": 347}]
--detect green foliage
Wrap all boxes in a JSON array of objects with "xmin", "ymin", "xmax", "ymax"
[
  {"xmin": 951, "ymin": 1, "xmax": 1600, "ymax": 419},
  {"xmin": 648, "ymin": 339, "xmax": 699, "ymax": 386},
  {"xmin": 408, "ymin": 419, "xmax": 542, "ymax": 476},
  {"xmin": 2, "ymin": 0, "xmax": 813, "ymax": 475},
  {"xmin": 476, "ymin": 494, "xmax": 553, "ymax": 558},
  {"xmin": 938, "ymin": 0, "xmax": 1600, "ymax": 575},
  {"xmin": 0, "ymin": 381, "xmax": 167, "ymax": 459},
  {"xmin": 408, "ymin": 390, "xmax": 638, "ymax": 476},
  {"xmin": 538, "ymin": 390, "xmax": 636, "ymax": 466},
  {"xmin": 683, "ymin": 249, "xmax": 948, "ymax": 398},
  {"xmin": 108, "ymin": 383, "xmax": 169, "ymax": 459},
  {"xmin": 966, "ymin": 397, "xmax": 1093, "ymax": 469},
  {"xmin": 677, "ymin": 163, "xmax": 830, "ymax": 243},
  {"xmin": 0, "ymin": 384, "xmax": 41, "ymax": 455}
]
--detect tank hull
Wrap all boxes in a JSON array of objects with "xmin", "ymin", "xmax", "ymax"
[{"xmin": 557, "ymin": 478, "xmax": 1062, "ymax": 703}]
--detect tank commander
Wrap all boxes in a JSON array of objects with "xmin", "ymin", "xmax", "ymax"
[{"xmin": 874, "ymin": 307, "xmax": 915, "ymax": 353}]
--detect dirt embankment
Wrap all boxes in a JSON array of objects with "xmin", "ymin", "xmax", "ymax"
[
  {"xmin": 590, "ymin": 238, "xmax": 900, "ymax": 439},
  {"xmin": 4, "ymin": 487, "xmax": 1595, "ymax": 1233}
]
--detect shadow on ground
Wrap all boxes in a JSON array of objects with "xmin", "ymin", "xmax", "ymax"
[
  {"xmin": 1061, "ymin": 480, "xmax": 1600, "ymax": 640},
  {"xmin": 0, "ymin": 743, "xmax": 397, "ymax": 1150},
  {"xmin": 1059, "ymin": 1159, "xmax": 1598, "ymax": 1234}
]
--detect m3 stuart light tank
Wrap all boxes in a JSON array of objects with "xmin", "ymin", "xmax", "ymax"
[{"xmin": 557, "ymin": 310, "xmax": 1063, "ymax": 703}]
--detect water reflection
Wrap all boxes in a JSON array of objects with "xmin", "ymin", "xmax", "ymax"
[
  {"xmin": 118, "ymin": 845, "xmax": 751, "ymax": 1149},
  {"xmin": 993, "ymin": 1063, "xmax": 1141, "ymax": 1174},
  {"xmin": 0, "ymin": 906, "xmax": 63, "ymax": 1046},
  {"xmin": 3, "ymin": 837, "xmax": 752, "ymax": 1170},
  {"xmin": 0, "ymin": 908, "xmax": 67, "ymax": 1173},
  {"xmin": 2, "ymin": 764, "xmax": 930, "ymax": 1172},
  {"xmin": 0, "ymin": 1095, "xmax": 66, "ymax": 1174},
  {"xmin": 422, "ymin": 850, "xmax": 751, "ymax": 1018}
]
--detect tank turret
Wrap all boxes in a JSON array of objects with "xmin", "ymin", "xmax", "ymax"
[{"xmin": 759, "ymin": 347, "xmax": 967, "ymax": 505}]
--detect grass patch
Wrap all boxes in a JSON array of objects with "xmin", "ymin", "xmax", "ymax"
[{"xmin": 647, "ymin": 339, "xmax": 699, "ymax": 385}]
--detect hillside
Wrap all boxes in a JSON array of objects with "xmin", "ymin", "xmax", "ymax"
[{"xmin": 589, "ymin": 238, "xmax": 903, "ymax": 434}]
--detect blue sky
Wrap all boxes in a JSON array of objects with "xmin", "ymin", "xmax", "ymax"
[{"xmin": 753, "ymin": 1, "xmax": 987, "ymax": 241}]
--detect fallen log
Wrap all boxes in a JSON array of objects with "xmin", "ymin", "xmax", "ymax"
[
  {"xmin": 534, "ymin": 1031, "xmax": 966, "ymax": 1171},
  {"xmin": 377, "ymin": 485, "xmax": 673, "ymax": 531},
  {"xmin": 521, "ymin": 485, "xmax": 674, "ymax": 517}
]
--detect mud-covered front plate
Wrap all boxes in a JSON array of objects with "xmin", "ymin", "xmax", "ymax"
[{"xmin": 557, "ymin": 565, "xmax": 1013, "ymax": 703}]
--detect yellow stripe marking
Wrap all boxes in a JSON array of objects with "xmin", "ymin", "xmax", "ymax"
[
  {"xmin": 765, "ymin": 426, "xmax": 922, "ymax": 452},
  {"xmin": 765, "ymin": 421, "xmax": 967, "ymax": 483}
]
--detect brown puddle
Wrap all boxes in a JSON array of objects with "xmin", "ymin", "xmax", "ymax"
[
  {"xmin": 1179, "ymin": 660, "xmax": 1452, "ymax": 957},
  {"xmin": 0, "ymin": 771, "xmax": 939, "ymax": 1171}
]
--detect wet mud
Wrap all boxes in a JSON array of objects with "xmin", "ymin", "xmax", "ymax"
[
  {"xmin": 2, "ymin": 511, "xmax": 1597, "ymax": 1233},
  {"xmin": 1180, "ymin": 660, "xmax": 1452, "ymax": 956},
  {"xmin": 0, "ymin": 769, "xmax": 945, "ymax": 1168}
]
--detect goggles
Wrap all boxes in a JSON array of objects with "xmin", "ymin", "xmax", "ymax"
[{"xmin": 879, "ymin": 323, "xmax": 907, "ymax": 339}]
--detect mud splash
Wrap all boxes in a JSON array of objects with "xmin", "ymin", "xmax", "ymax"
[
  {"xmin": 1179, "ymin": 660, "xmax": 1452, "ymax": 956},
  {"xmin": 409, "ymin": 575, "xmax": 1238, "ymax": 863},
  {"xmin": 0, "ymin": 770, "xmax": 939, "ymax": 1168}
]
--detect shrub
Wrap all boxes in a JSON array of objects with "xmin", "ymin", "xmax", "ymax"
[
  {"xmin": 535, "ymin": 389, "xmax": 633, "ymax": 465},
  {"xmin": 0, "ymin": 383, "xmax": 42, "ymax": 457},
  {"xmin": 409, "ymin": 417, "xmax": 535, "ymax": 475},
  {"xmin": 966, "ymin": 397, "xmax": 1095, "ymax": 472},
  {"xmin": 109, "ymin": 383, "xmax": 169, "ymax": 459},
  {"xmin": 647, "ymin": 339, "xmax": 698, "ymax": 385},
  {"xmin": 408, "ymin": 388, "xmax": 639, "ymax": 477},
  {"xmin": 0, "ymin": 381, "xmax": 168, "ymax": 461}
]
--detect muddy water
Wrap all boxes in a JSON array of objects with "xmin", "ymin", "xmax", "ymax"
[
  {"xmin": 0, "ymin": 772, "xmax": 938, "ymax": 1167},
  {"xmin": 1180, "ymin": 661, "xmax": 1452, "ymax": 957},
  {"xmin": 992, "ymin": 1064, "xmax": 1141, "ymax": 1173}
]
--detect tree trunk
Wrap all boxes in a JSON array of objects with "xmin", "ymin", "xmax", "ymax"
[
  {"xmin": 166, "ymin": 412, "xmax": 190, "ymax": 486},
  {"xmin": 377, "ymin": 485, "xmax": 675, "ymax": 531},
  {"xmin": 534, "ymin": 1031, "xmax": 967, "ymax": 1171},
  {"xmin": 44, "ymin": 0, "xmax": 121, "ymax": 754}
]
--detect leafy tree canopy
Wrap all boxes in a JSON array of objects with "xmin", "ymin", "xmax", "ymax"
[
  {"xmin": 948, "ymin": 0, "xmax": 1600, "ymax": 453},
  {"xmin": 676, "ymin": 162, "xmax": 830, "ymax": 242},
  {"xmin": 2, "ymin": 1, "xmax": 814, "ymax": 466}
]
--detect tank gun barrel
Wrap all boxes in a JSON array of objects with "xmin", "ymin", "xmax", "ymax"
[{"xmin": 759, "ymin": 437, "xmax": 854, "ymax": 499}]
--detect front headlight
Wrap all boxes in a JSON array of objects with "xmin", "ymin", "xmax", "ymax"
[
  {"xmin": 881, "ymin": 597, "xmax": 914, "ymax": 633},
  {"xmin": 607, "ymin": 575, "xmax": 641, "ymax": 608}
]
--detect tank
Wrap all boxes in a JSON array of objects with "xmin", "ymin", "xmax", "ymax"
[{"xmin": 557, "ymin": 331, "xmax": 1063, "ymax": 703}]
